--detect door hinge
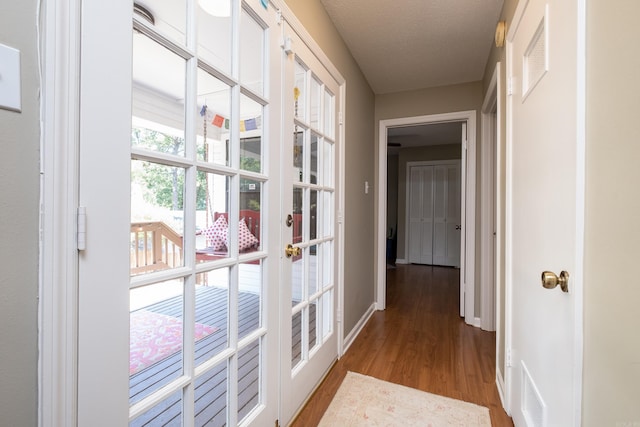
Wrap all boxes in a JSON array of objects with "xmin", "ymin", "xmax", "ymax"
[
  {"xmin": 507, "ymin": 77, "xmax": 514, "ymax": 96},
  {"xmin": 276, "ymin": 10, "xmax": 283, "ymax": 25},
  {"xmin": 338, "ymin": 111, "xmax": 343, "ymax": 125},
  {"xmin": 281, "ymin": 35, "xmax": 293, "ymax": 55},
  {"xmin": 506, "ymin": 348, "xmax": 513, "ymax": 367},
  {"xmin": 77, "ymin": 206, "xmax": 87, "ymax": 251}
]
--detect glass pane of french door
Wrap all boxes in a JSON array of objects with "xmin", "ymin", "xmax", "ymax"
[
  {"xmin": 280, "ymin": 23, "xmax": 340, "ymax": 425},
  {"xmin": 126, "ymin": 2, "xmax": 277, "ymax": 426}
]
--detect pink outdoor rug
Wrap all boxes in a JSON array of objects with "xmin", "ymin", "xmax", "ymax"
[{"xmin": 129, "ymin": 309, "xmax": 218, "ymax": 375}]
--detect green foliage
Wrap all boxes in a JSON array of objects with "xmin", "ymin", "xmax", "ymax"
[
  {"xmin": 240, "ymin": 155, "xmax": 260, "ymax": 172},
  {"xmin": 132, "ymin": 127, "xmax": 207, "ymax": 210}
]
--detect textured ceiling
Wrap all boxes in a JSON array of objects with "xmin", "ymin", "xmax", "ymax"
[{"xmin": 320, "ymin": 0, "xmax": 504, "ymax": 94}]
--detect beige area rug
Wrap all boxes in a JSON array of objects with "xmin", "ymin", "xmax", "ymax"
[{"xmin": 318, "ymin": 372, "xmax": 491, "ymax": 426}]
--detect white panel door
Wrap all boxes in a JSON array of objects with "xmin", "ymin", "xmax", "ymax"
[
  {"xmin": 77, "ymin": 1, "xmax": 281, "ymax": 426},
  {"xmin": 507, "ymin": 0, "xmax": 583, "ymax": 425},
  {"xmin": 433, "ymin": 164, "xmax": 461, "ymax": 267},
  {"xmin": 408, "ymin": 166, "xmax": 434, "ymax": 264},
  {"xmin": 280, "ymin": 22, "xmax": 341, "ymax": 426},
  {"xmin": 408, "ymin": 162, "xmax": 460, "ymax": 267}
]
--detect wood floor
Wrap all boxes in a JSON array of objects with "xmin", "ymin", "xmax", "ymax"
[{"xmin": 290, "ymin": 264, "xmax": 513, "ymax": 427}]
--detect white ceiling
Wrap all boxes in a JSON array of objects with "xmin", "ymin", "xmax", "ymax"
[{"xmin": 319, "ymin": 0, "xmax": 504, "ymax": 94}]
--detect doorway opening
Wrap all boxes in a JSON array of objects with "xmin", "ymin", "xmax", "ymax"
[{"xmin": 376, "ymin": 111, "xmax": 476, "ymax": 325}]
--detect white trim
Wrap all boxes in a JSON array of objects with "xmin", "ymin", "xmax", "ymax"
[
  {"xmin": 504, "ymin": 31, "xmax": 515, "ymax": 419},
  {"xmin": 377, "ymin": 119, "xmax": 388, "ymax": 310},
  {"xmin": 39, "ymin": 0, "xmax": 81, "ymax": 425},
  {"xmin": 376, "ymin": 111, "xmax": 476, "ymax": 325},
  {"xmin": 480, "ymin": 64, "xmax": 500, "ymax": 333},
  {"xmin": 342, "ymin": 303, "xmax": 376, "ymax": 355},
  {"xmin": 573, "ymin": 0, "xmax": 586, "ymax": 424},
  {"xmin": 496, "ymin": 369, "xmax": 508, "ymax": 414},
  {"xmin": 336, "ymin": 83, "xmax": 346, "ymax": 356}
]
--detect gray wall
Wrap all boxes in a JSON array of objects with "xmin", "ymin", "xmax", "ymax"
[
  {"xmin": 0, "ymin": 2, "xmax": 40, "ymax": 426},
  {"xmin": 583, "ymin": 1, "xmax": 640, "ymax": 424},
  {"xmin": 284, "ymin": 0, "xmax": 376, "ymax": 337}
]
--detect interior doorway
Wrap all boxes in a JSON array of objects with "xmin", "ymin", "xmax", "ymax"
[{"xmin": 376, "ymin": 111, "xmax": 476, "ymax": 325}]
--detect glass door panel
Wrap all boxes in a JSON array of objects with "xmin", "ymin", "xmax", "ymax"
[
  {"xmin": 280, "ymin": 22, "xmax": 340, "ymax": 425},
  {"xmin": 240, "ymin": 9, "xmax": 265, "ymax": 96},
  {"xmin": 196, "ymin": 69, "xmax": 231, "ymax": 166},
  {"xmin": 126, "ymin": 2, "xmax": 278, "ymax": 426},
  {"xmin": 197, "ymin": 0, "xmax": 232, "ymax": 75}
]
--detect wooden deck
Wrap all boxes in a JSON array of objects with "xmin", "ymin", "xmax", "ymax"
[{"xmin": 130, "ymin": 286, "xmax": 314, "ymax": 426}]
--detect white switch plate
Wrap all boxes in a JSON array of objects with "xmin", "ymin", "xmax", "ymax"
[{"xmin": 0, "ymin": 43, "xmax": 22, "ymax": 112}]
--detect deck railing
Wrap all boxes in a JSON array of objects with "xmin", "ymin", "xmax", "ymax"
[{"xmin": 130, "ymin": 222, "xmax": 183, "ymax": 275}]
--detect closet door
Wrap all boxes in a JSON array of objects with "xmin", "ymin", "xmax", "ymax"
[
  {"xmin": 408, "ymin": 162, "xmax": 460, "ymax": 267},
  {"xmin": 408, "ymin": 166, "xmax": 433, "ymax": 264},
  {"xmin": 433, "ymin": 164, "xmax": 461, "ymax": 267}
]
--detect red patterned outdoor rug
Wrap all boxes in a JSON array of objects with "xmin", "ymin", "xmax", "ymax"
[
  {"xmin": 319, "ymin": 372, "xmax": 491, "ymax": 426},
  {"xmin": 129, "ymin": 309, "xmax": 218, "ymax": 375}
]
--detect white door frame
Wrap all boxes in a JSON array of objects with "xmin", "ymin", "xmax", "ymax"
[
  {"xmin": 480, "ymin": 64, "xmax": 500, "ymax": 334},
  {"xmin": 40, "ymin": 0, "xmax": 82, "ymax": 425},
  {"xmin": 376, "ymin": 110, "xmax": 476, "ymax": 326}
]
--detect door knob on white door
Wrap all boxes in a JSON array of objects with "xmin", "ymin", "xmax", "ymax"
[{"xmin": 541, "ymin": 270, "xmax": 569, "ymax": 293}]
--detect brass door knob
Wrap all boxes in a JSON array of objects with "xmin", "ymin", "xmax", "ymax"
[
  {"xmin": 285, "ymin": 244, "xmax": 301, "ymax": 258},
  {"xmin": 541, "ymin": 270, "xmax": 569, "ymax": 293}
]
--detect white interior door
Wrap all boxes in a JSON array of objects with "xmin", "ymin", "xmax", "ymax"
[
  {"xmin": 78, "ymin": 1, "xmax": 281, "ymax": 426},
  {"xmin": 507, "ymin": 0, "xmax": 583, "ymax": 425},
  {"xmin": 279, "ymin": 22, "xmax": 341, "ymax": 425},
  {"xmin": 408, "ymin": 162, "xmax": 460, "ymax": 267},
  {"xmin": 433, "ymin": 164, "xmax": 461, "ymax": 267},
  {"xmin": 408, "ymin": 166, "xmax": 434, "ymax": 264}
]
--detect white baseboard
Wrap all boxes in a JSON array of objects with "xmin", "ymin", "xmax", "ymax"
[
  {"xmin": 496, "ymin": 369, "xmax": 509, "ymax": 415},
  {"xmin": 342, "ymin": 303, "xmax": 376, "ymax": 356},
  {"xmin": 395, "ymin": 258, "xmax": 408, "ymax": 264}
]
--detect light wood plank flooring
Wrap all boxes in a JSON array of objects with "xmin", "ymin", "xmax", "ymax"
[{"xmin": 290, "ymin": 264, "xmax": 513, "ymax": 426}]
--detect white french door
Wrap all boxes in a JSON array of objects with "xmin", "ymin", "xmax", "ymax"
[
  {"xmin": 78, "ymin": 1, "xmax": 282, "ymax": 426},
  {"xmin": 279, "ymin": 22, "xmax": 341, "ymax": 425}
]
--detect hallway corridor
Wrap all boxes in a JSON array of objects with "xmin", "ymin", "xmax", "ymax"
[{"xmin": 291, "ymin": 264, "xmax": 513, "ymax": 426}]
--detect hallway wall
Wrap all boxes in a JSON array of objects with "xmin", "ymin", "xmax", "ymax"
[
  {"xmin": 0, "ymin": 2, "xmax": 40, "ymax": 425},
  {"xmin": 583, "ymin": 1, "xmax": 640, "ymax": 424}
]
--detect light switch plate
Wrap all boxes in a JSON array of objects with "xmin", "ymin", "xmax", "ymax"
[{"xmin": 0, "ymin": 43, "xmax": 22, "ymax": 112}]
